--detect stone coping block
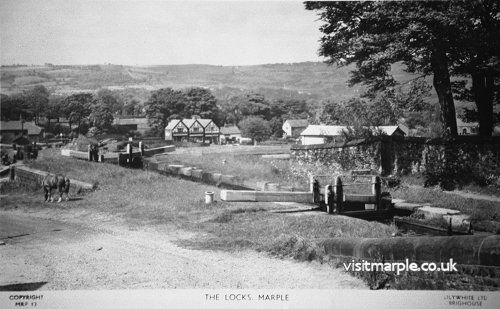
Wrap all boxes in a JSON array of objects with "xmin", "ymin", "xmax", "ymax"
[
  {"xmin": 344, "ymin": 194, "xmax": 376, "ymax": 203},
  {"xmin": 319, "ymin": 235, "xmax": 500, "ymax": 267},
  {"xmin": 167, "ymin": 164, "xmax": 184, "ymax": 174},
  {"xmin": 191, "ymin": 169, "xmax": 203, "ymax": 179},
  {"xmin": 221, "ymin": 190, "xmax": 312, "ymax": 203},
  {"xmin": 179, "ymin": 167, "xmax": 193, "ymax": 177},
  {"xmin": 143, "ymin": 145, "xmax": 175, "ymax": 157},
  {"xmin": 416, "ymin": 206, "xmax": 461, "ymax": 219}
]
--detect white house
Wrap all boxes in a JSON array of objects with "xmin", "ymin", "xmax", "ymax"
[
  {"xmin": 300, "ymin": 125, "xmax": 406, "ymax": 145},
  {"xmin": 282, "ymin": 119, "xmax": 309, "ymax": 138},
  {"xmin": 456, "ymin": 118, "xmax": 479, "ymax": 135}
]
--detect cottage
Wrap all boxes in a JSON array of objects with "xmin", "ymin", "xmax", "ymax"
[
  {"xmin": 300, "ymin": 125, "xmax": 406, "ymax": 145},
  {"xmin": 282, "ymin": 119, "xmax": 309, "ymax": 138},
  {"xmin": 220, "ymin": 126, "xmax": 242, "ymax": 143},
  {"xmin": 0, "ymin": 120, "xmax": 43, "ymax": 143}
]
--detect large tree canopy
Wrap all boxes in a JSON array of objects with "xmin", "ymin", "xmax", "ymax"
[
  {"xmin": 183, "ymin": 87, "xmax": 221, "ymax": 124},
  {"xmin": 305, "ymin": 0, "xmax": 499, "ymax": 136},
  {"xmin": 144, "ymin": 88, "xmax": 186, "ymax": 135}
]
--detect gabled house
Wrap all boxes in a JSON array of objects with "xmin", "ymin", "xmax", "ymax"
[
  {"xmin": 282, "ymin": 119, "xmax": 309, "ymax": 138},
  {"xmin": 165, "ymin": 118, "xmax": 220, "ymax": 143},
  {"xmin": 198, "ymin": 119, "xmax": 220, "ymax": 144},
  {"xmin": 165, "ymin": 119, "xmax": 189, "ymax": 142}
]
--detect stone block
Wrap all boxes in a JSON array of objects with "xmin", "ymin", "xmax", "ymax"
[
  {"xmin": 179, "ymin": 167, "xmax": 193, "ymax": 177},
  {"xmin": 220, "ymin": 174, "xmax": 236, "ymax": 185},
  {"xmin": 416, "ymin": 206, "xmax": 461, "ymax": 219},
  {"xmin": 167, "ymin": 164, "xmax": 184, "ymax": 174},
  {"xmin": 191, "ymin": 169, "xmax": 203, "ymax": 179},
  {"xmin": 220, "ymin": 190, "xmax": 312, "ymax": 203}
]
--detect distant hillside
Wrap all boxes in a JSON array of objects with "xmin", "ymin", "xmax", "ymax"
[
  {"xmin": 0, "ymin": 62, "xmax": 375, "ymax": 99},
  {"xmin": 0, "ymin": 62, "xmax": 475, "ymax": 114}
]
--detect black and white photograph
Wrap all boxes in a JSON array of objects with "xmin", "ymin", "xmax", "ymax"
[{"xmin": 1, "ymin": 0, "xmax": 499, "ymax": 308}]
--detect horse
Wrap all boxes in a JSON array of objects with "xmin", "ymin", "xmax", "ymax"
[{"xmin": 42, "ymin": 174, "xmax": 71, "ymax": 202}]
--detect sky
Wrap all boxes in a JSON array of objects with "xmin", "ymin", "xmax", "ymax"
[{"xmin": 0, "ymin": 0, "xmax": 325, "ymax": 66}]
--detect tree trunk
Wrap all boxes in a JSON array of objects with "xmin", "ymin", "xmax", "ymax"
[
  {"xmin": 431, "ymin": 48, "xmax": 457, "ymax": 136},
  {"xmin": 472, "ymin": 71, "xmax": 494, "ymax": 136}
]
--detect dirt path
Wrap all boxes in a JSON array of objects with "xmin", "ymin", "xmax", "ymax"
[{"xmin": 0, "ymin": 208, "xmax": 366, "ymax": 290}]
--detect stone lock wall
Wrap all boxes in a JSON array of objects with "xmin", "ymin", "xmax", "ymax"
[{"xmin": 291, "ymin": 136, "xmax": 500, "ymax": 186}]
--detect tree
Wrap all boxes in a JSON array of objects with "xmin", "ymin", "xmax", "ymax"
[
  {"xmin": 89, "ymin": 101, "xmax": 114, "ymax": 132},
  {"xmin": 183, "ymin": 87, "xmax": 220, "ymax": 122},
  {"xmin": 238, "ymin": 116, "xmax": 272, "ymax": 142},
  {"xmin": 220, "ymin": 93, "xmax": 271, "ymax": 125},
  {"xmin": 63, "ymin": 93, "xmax": 93, "ymax": 134},
  {"xmin": 144, "ymin": 88, "xmax": 186, "ymax": 135},
  {"xmin": 23, "ymin": 85, "xmax": 49, "ymax": 124},
  {"xmin": 307, "ymin": 1, "xmax": 500, "ymax": 136},
  {"xmin": 96, "ymin": 89, "xmax": 123, "ymax": 115}
]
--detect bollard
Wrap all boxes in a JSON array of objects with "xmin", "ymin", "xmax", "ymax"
[
  {"xmin": 139, "ymin": 141, "xmax": 144, "ymax": 156},
  {"xmin": 9, "ymin": 166, "xmax": 15, "ymax": 181},
  {"xmin": 312, "ymin": 178, "xmax": 320, "ymax": 203},
  {"xmin": 205, "ymin": 191, "xmax": 214, "ymax": 204},
  {"xmin": 335, "ymin": 176, "xmax": 343, "ymax": 213},
  {"xmin": 372, "ymin": 176, "xmax": 381, "ymax": 211},
  {"xmin": 127, "ymin": 143, "xmax": 132, "ymax": 167},
  {"xmin": 325, "ymin": 184, "xmax": 335, "ymax": 214},
  {"xmin": 88, "ymin": 145, "xmax": 92, "ymax": 161}
]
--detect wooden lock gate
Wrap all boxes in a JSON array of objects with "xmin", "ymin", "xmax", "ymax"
[{"xmin": 311, "ymin": 175, "xmax": 393, "ymax": 219}]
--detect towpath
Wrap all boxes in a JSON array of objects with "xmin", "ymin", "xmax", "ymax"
[{"xmin": 0, "ymin": 204, "xmax": 365, "ymax": 290}]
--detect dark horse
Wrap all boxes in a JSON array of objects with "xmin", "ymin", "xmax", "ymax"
[{"xmin": 42, "ymin": 174, "xmax": 70, "ymax": 202}]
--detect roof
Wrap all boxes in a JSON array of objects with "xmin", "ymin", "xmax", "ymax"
[
  {"xmin": 197, "ymin": 119, "xmax": 215, "ymax": 128},
  {"xmin": 300, "ymin": 125, "xmax": 347, "ymax": 136},
  {"xmin": 284, "ymin": 119, "xmax": 309, "ymax": 128},
  {"xmin": 113, "ymin": 117, "xmax": 148, "ymax": 125},
  {"xmin": 0, "ymin": 121, "xmax": 43, "ymax": 135},
  {"xmin": 165, "ymin": 119, "xmax": 183, "ymax": 130},
  {"xmin": 220, "ymin": 126, "xmax": 241, "ymax": 135},
  {"xmin": 374, "ymin": 126, "xmax": 404, "ymax": 136},
  {"xmin": 300, "ymin": 125, "xmax": 405, "ymax": 137},
  {"xmin": 182, "ymin": 119, "xmax": 198, "ymax": 128}
]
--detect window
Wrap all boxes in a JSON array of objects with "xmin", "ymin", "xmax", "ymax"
[
  {"xmin": 177, "ymin": 127, "xmax": 183, "ymax": 133},
  {"xmin": 193, "ymin": 127, "xmax": 200, "ymax": 133}
]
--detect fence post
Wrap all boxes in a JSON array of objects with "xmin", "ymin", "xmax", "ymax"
[
  {"xmin": 372, "ymin": 176, "xmax": 381, "ymax": 211},
  {"xmin": 9, "ymin": 166, "xmax": 15, "ymax": 181},
  {"xmin": 335, "ymin": 176, "xmax": 343, "ymax": 213},
  {"xmin": 88, "ymin": 145, "xmax": 92, "ymax": 161},
  {"xmin": 309, "ymin": 174, "xmax": 314, "ymax": 193},
  {"xmin": 325, "ymin": 185, "xmax": 334, "ymax": 214}
]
